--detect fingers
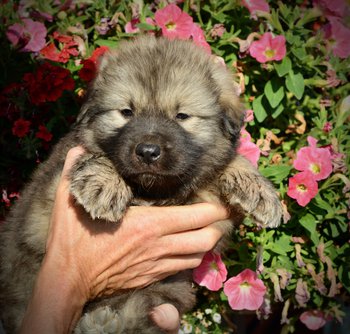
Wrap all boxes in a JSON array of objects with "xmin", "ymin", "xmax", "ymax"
[
  {"xmin": 160, "ymin": 224, "xmax": 224, "ymax": 255},
  {"xmin": 150, "ymin": 304, "xmax": 180, "ymax": 334},
  {"xmin": 126, "ymin": 203, "xmax": 229, "ymax": 235}
]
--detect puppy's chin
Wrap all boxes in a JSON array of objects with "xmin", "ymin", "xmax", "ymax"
[{"xmin": 125, "ymin": 172, "xmax": 191, "ymax": 200}]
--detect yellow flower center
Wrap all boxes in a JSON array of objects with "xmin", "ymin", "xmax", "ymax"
[
  {"xmin": 297, "ymin": 184, "xmax": 307, "ymax": 192},
  {"xmin": 166, "ymin": 21, "xmax": 176, "ymax": 30},
  {"xmin": 265, "ymin": 48, "xmax": 276, "ymax": 58},
  {"xmin": 240, "ymin": 281, "xmax": 251, "ymax": 288},
  {"xmin": 210, "ymin": 262, "xmax": 219, "ymax": 271},
  {"xmin": 310, "ymin": 163, "xmax": 320, "ymax": 174}
]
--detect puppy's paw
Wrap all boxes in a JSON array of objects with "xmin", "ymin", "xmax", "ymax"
[
  {"xmin": 219, "ymin": 157, "xmax": 282, "ymax": 228},
  {"xmin": 70, "ymin": 154, "xmax": 133, "ymax": 222},
  {"xmin": 75, "ymin": 306, "xmax": 122, "ymax": 334}
]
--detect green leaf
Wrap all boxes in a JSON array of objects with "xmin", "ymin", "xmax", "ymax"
[
  {"xmin": 285, "ymin": 71, "xmax": 305, "ymax": 100},
  {"xmin": 274, "ymin": 56, "xmax": 292, "ymax": 77},
  {"xmin": 94, "ymin": 39, "xmax": 119, "ymax": 48},
  {"xmin": 299, "ymin": 213, "xmax": 319, "ymax": 245},
  {"xmin": 264, "ymin": 79, "xmax": 285, "ymax": 108},
  {"xmin": 272, "ymin": 103, "xmax": 285, "ymax": 118},
  {"xmin": 260, "ymin": 165, "xmax": 292, "ymax": 184},
  {"xmin": 338, "ymin": 249, "xmax": 350, "ymax": 293},
  {"xmin": 252, "ymin": 95, "xmax": 268, "ymax": 122},
  {"xmin": 136, "ymin": 22, "xmax": 157, "ymax": 31},
  {"xmin": 265, "ymin": 237, "xmax": 290, "ymax": 255}
]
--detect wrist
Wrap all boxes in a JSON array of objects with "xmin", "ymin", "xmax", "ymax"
[{"xmin": 20, "ymin": 254, "xmax": 87, "ymax": 334}]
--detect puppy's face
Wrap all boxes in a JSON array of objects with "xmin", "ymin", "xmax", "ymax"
[{"xmin": 78, "ymin": 37, "xmax": 244, "ymax": 199}]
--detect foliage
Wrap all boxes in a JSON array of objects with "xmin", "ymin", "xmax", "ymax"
[{"xmin": 0, "ymin": 0, "xmax": 349, "ymax": 333}]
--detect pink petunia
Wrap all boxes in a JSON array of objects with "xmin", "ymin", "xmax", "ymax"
[
  {"xmin": 154, "ymin": 4, "xmax": 194, "ymax": 40},
  {"xmin": 6, "ymin": 18, "xmax": 47, "ymax": 53},
  {"xmin": 223, "ymin": 269, "xmax": 267, "ymax": 310},
  {"xmin": 237, "ymin": 129, "xmax": 260, "ymax": 167},
  {"xmin": 241, "ymin": 0, "xmax": 270, "ymax": 19},
  {"xmin": 125, "ymin": 18, "xmax": 141, "ymax": 33},
  {"xmin": 191, "ymin": 24, "xmax": 211, "ymax": 54},
  {"xmin": 287, "ymin": 171, "xmax": 318, "ymax": 207},
  {"xmin": 313, "ymin": 0, "xmax": 350, "ymax": 19},
  {"xmin": 193, "ymin": 251, "xmax": 227, "ymax": 291},
  {"xmin": 249, "ymin": 32, "xmax": 286, "ymax": 63},
  {"xmin": 327, "ymin": 17, "xmax": 350, "ymax": 59},
  {"xmin": 244, "ymin": 109, "xmax": 254, "ymax": 122},
  {"xmin": 300, "ymin": 310, "xmax": 329, "ymax": 330},
  {"xmin": 293, "ymin": 136, "xmax": 333, "ymax": 181}
]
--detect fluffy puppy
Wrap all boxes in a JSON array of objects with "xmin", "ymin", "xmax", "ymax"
[{"xmin": 0, "ymin": 36, "xmax": 282, "ymax": 333}]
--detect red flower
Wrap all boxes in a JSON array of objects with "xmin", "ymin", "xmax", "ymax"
[
  {"xmin": 12, "ymin": 118, "xmax": 31, "ymax": 138},
  {"xmin": 287, "ymin": 171, "xmax": 318, "ymax": 206},
  {"xmin": 41, "ymin": 32, "xmax": 80, "ymax": 63},
  {"xmin": 78, "ymin": 46, "xmax": 109, "ymax": 82},
  {"xmin": 36, "ymin": 125, "xmax": 53, "ymax": 142},
  {"xmin": 23, "ymin": 63, "xmax": 75, "ymax": 105}
]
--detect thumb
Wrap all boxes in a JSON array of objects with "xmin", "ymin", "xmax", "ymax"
[
  {"xmin": 150, "ymin": 304, "xmax": 180, "ymax": 334},
  {"xmin": 60, "ymin": 146, "xmax": 86, "ymax": 180}
]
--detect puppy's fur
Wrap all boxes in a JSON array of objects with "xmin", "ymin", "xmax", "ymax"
[{"xmin": 0, "ymin": 36, "xmax": 282, "ymax": 333}]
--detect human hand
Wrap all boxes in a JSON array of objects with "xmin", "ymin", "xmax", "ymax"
[
  {"xmin": 46, "ymin": 146, "xmax": 229, "ymax": 302},
  {"xmin": 22, "ymin": 146, "xmax": 229, "ymax": 333}
]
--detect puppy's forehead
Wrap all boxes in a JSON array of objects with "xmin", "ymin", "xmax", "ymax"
[{"xmin": 96, "ymin": 38, "xmax": 219, "ymax": 116}]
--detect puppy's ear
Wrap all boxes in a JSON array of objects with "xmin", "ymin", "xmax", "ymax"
[
  {"xmin": 210, "ymin": 59, "xmax": 245, "ymax": 143},
  {"xmin": 218, "ymin": 83, "xmax": 245, "ymax": 143},
  {"xmin": 75, "ymin": 50, "xmax": 117, "ymax": 124}
]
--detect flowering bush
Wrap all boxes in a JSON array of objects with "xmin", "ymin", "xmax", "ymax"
[{"xmin": 1, "ymin": 0, "xmax": 349, "ymax": 333}]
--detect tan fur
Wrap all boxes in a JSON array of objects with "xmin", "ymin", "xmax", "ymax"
[{"xmin": 0, "ymin": 36, "xmax": 282, "ymax": 333}]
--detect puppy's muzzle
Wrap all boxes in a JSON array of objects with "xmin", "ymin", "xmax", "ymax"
[{"xmin": 135, "ymin": 143, "xmax": 161, "ymax": 164}]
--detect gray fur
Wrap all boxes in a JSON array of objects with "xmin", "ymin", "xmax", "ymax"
[{"xmin": 0, "ymin": 36, "xmax": 282, "ymax": 333}]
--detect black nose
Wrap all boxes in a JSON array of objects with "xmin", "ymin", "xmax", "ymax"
[{"xmin": 135, "ymin": 143, "xmax": 161, "ymax": 164}]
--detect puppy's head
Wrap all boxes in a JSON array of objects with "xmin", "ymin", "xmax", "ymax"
[{"xmin": 77, "ymin": 36, "xmax": 244, "ymax": 199}]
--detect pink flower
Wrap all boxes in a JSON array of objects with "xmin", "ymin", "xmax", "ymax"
[
  {"xmin": 191, "ymin": 24, "xmax": 211, "ymax": 54},
  {"xmin": 327, "ymin": 17, "xmax": 350, "ymax": 59},
  {"xmin": 287, "ymin": 171, "xmax": 318, "ymax": 207},
  {"xmin": 237, "ymin": 129, "xmax": 260, "ymax": 167},
  {"xmin": 223, "ymin": 269, "xmax": 267, "ymax": 310},
  {"xmin": 193, "ymin": 251, "xmax": 227, "ymax": 291},
  {"xmin": 322, "ymin": 122, "xmax": 332, "ymax": 133},
  {"xmin": 154, "ymin": 4, "xmax": 194, "ymax": 40},
  {"xmin": 249, "ymin": 32, "xmax": 286, "ymax": 63},
  {"xmin": 313, "ymin": 0, "xmax": 350, "ymax": 19},
  {"xmin": 6, "ymin": 18, "xmax": 47, "ymax": 53},
  {"xmin": 244, "ymin": 109, "xmax": 254, "ymax": 122},
  {"xmin": 241, "ymin": 0, "xmax": 270, "ymax": 19},
  {"xmin": 300, "ymin": 310, "xmax": 329, "ymax": 330},
  {"xmin": 125, "ymin": 18, "xmax": 140, "ymax": 33},
  {"xmin": 293, "ymin": 136, "xmax": 333, "ymax": 181}
]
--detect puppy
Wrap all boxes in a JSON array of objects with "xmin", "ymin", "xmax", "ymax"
[{"xmin": 0, "ymin": 36, "xmax": 282, "ymax": 333}]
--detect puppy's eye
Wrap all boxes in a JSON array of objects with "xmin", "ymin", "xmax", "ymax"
[
  {"xmin": 175, "ymin": 113, "xmax": 190, "ymax": 120},
  {"xmin": 120, "ymin": 109, "xmax": 133, "ymax": 117}
]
